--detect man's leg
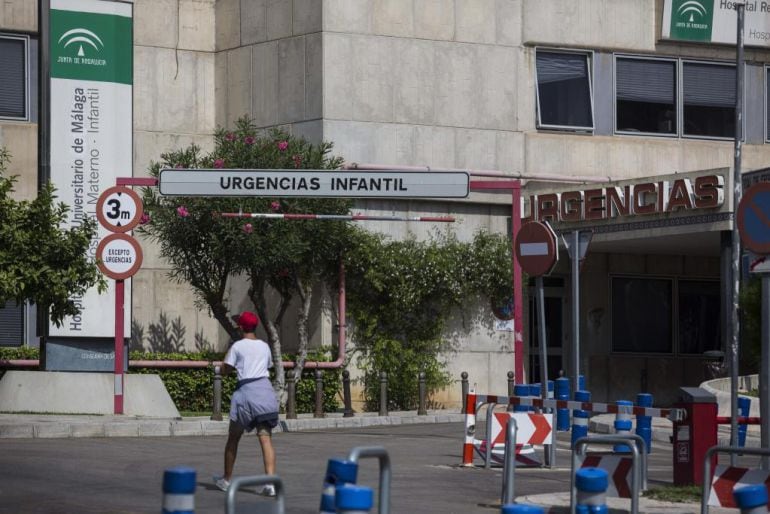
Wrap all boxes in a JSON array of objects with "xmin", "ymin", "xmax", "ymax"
[
  {"xmin": 224, "ymin": 421, "xmax": 244, "ymax": 480},
  {"xmin": 258, "ymin": 432, "xmax": 276, "ymax": 475}
]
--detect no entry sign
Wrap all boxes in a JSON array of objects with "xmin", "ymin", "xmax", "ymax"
[{"xmin": 515, "ymin": 221, "xmax": 558, "ymax": 276}]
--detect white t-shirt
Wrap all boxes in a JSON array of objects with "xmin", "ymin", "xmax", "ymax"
[{"xmin": 224, "ymin": 337, "xmax": 273, "ymax": 381}]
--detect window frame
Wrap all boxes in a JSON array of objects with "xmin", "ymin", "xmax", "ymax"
[
  {"xmin": 0, "ymin": 33, "xmax": 30, "ymax": 122},
  {"xmin": 613, "ymin": 54, "xmax": 678, "ymax": 138},
  {"xmin": 680, "ymin": 58, "xmax": 737, "ymax": 141},
  {"xmin": 765, "ymin": 64, "xmax": 770, "ymax": 143},
  {"xmin": 535, "ymin": 47, "xmax": 595, "ymax": 133},
  {"xmin": 609, "ymin": 274, "xmax": 722, "ymax": 357},
  {"xmin": 612, "ymin": 54, "xmax": 742, "ymax": 141}
]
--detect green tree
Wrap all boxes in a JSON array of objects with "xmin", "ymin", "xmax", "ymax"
[
  {"xmin": 344, "ymin": 229, "xmax": 512, "ymax": 410},
  {"xmin": 0, "ymin": 147, "xmax": 105, "ymax": 325},
  {"xmin": 139, "ymin": 118, "xmax": 356, "ymax": 397}
]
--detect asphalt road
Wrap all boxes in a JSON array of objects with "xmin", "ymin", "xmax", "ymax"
[{"xmin": 0, "ymin": 423, "xmax": 676, "ymax": 514}]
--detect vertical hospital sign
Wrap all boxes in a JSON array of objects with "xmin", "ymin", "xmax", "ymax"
[{"xmin": 49, "ymin": 0, "xmax": 133, "ymax": 339}]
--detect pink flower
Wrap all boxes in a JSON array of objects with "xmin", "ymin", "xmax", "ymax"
[
  {"xmin": 225, "ymin": 132, "xmax": 236, "ymax": 141},
  {"xmin": 175, "ymin": 164, "xmax": 184, "ymax": 169},
  {"xmin": 242, "ymin": 223, "xmax": 253, "ymax": 234},
  {"xmin": 270, "ymin": 201, "xmax": 281, "ymax": 212},
  {"xmin": 139, "ymin": 213, "xmax": 151, "ymax": 225},
  {"xmin": 176, "ymin": 206, "xmax": 189, "ymax": 218},
  {"xmin": 277, "ymin": 141, "xmax": 289, "ymax": 152},
  {"xmin": 213, "ymin": 159, "xmax": 225, "ymax": 168},
  {"xmin": 244, "ymin": 136, "xmax": 255, "ymax": 145},
  {"xmin": 292, "ymin": 154, "xmax": 302, "ymax": 168}
]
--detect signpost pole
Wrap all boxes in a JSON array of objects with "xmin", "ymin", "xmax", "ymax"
[
  {"xmin": 571, "ymin": 230, "xmax": 580, "ymax": 396},
  {"xmin": 114, "ymin": 279, "xmax": 124, "ymax": 415},
  {"xmin": 728, "ymin": 1, "xmax": 746, "ymax": 465},
  {"xmin": 762, "ymin": 276, "xmax": 770, "ymax": 469}
]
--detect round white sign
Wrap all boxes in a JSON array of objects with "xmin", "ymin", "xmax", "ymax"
[
  {"xmin": 96, "ymin": 234, "xmax": 143, "ymax": 280},
  {"xmin": 96, "ymin": 186, "xmax": 144, "ymax": 233}
]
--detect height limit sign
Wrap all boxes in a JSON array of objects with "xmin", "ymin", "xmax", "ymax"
[{"xmin": 96, "ymin": 186, "xmax": 144, "ymax": 280}]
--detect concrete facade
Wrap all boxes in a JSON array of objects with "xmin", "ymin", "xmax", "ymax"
[{"xmin": 3, "ymin": 0, "xmax": 770, "ymax": 408}]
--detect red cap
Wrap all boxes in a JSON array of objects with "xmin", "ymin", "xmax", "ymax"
[{"xmin": 235, "ymin": 311, "xmax": 259, "ymax": 331}]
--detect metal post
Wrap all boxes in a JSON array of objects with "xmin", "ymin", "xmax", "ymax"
[
  {"xmin": 536, "ymin": 276, "xmax": 549, "ymax": 404},
  {"xmin": 343, "ymin": 369, "xmax": 354, "ymax": 418},
  {"xmin": 314, "ymin": 369, "xmax": 324, "ymax": 418},
  {"xmin": 286, "ymin": 370, "xmax": 297, "ymax": 420},
  {"xmin": 571, "ymin": 230, "xmax": 580, "ymax": 396},
  {"xmin": 418, "ymin": 372, "xmax": 427, "ymax": 415},
  {"xmin": 507, "ymin": 371, "xmax": 515, "ymax": 412},
  {"xmin": 379, "ymin": 371, "xmax": 388, "ymax": 417},
  {"xmin": 501, "ymin": 417, "xmax": 519, "ymax": 505},
  {"xmin": 729, "ymin": 1, "xmax": 746, "ymax": 466},
  {"xmin": 762, "ymin": 276, "xmax": 770, "ymax": 469},
  {"xmin": 348, "ymin": 446, "xmax": 392, "ymax": 514},
  {"xmin": 114, "ymin": 279, "xmax": 125, "ymax": 414},
  {"xmin": 461, "ymin": 371, "xmax": 469, "ymax": 414},
  {"xmin": 211, "ymin": 365, "xmax": 223, "ymax": 421}
]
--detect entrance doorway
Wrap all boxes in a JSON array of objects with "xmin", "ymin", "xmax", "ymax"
[{"xmin": 528, "ymin": 277, "xmax": 566, "ymax": 384}]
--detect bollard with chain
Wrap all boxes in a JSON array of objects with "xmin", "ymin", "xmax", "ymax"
[
  {"xmin": 461, "ymin": 371, "xmax": 469, "ymax": 414},
  {"xmin": 379, "ymin": 372, "xmax": 388, "ymax": 416},
  {"xmin": 343, "ymin": 369, "xmax": 354, "ymax": 417},
  {"xmin": 211, "ymin": 365, "xmax": 223, "ymax": 421},
  {"xmin": 418, "ymin": 372, "xmax": 427, "ymax": 415},
  {"xmin": 314, "ymin": 369, "xmax": 324, "ymax": 418},
  {"xmin": 286, "ymin": 370, "xmax": 297, "ymax": 420}
]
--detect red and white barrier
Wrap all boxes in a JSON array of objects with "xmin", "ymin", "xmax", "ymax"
[
  {"xmin": 463, "ymin": 392, "xmax": 553, "ymax": 467},
  {"xmin": 708, "ymin": 465, "xmax": 770, "ymax": 508},
  {"xmin": 580, "ymin": 454, "xmax": 634, "ymax": 498},
  {"xmin": 462, "ymin": 391, "xmax": 680, "ymax": 467}
]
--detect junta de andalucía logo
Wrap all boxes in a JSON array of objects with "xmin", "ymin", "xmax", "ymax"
[
  {"xmin": 57, "ymin": 27, "xmax": 107, "ymax": 66},
  {"xmin": 670, "ymin": 0, "xmax": 714, "ymax": 42}
]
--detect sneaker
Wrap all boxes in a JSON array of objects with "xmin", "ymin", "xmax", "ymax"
[
  {"xmin": 213, "ymin": 476, "xmax": 230, "ymax": 492},
  {"xmin": 259, "ymin": 484, "xmax": 276, "ymax": 497}
]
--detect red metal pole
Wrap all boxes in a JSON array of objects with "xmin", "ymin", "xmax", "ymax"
[{"xmin": 114, "ymin": 279, "xmax": 125, "ymax": 414}]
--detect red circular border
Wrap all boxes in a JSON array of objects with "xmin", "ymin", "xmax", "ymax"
[
  {"xmin": 96, "ymin": 233, "xmax": 144, "ymax": 280},
  {"xmin": 96, "ymin": 186, "xmax": 144, "ymax": 233},
  {"xmin": 737, "ymin": 182, "xmax": 770, "ymax": 255},
  {"xmin": 515, "ymin": 221, "xmax": 557, "ymax": 277}
]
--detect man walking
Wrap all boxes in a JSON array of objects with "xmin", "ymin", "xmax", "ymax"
[{"xmin": 214, "ymin": 311, "xmax": 279, "ymax": 496}]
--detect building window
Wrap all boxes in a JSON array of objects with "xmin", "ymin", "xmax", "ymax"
[
  {"xmin": 614, "ymin": 56, "xmax": 736, "ymax": 140},
  {"xmin": 765, "ymin": 66, "xmax": 770, "ymax": 142},
  {"xmin": 611, "ymin": 277, "xmax": 721, "ymax": 355},
  {"xmin": 611, "ymin": 277, "xmax": 673, "ymax": 354},
  {"xmin": 615, "ymin": 57, "xmax": 676, "ymax": 135},
  {"xmin": 683, "ymin": 61, "xmax": 735, "ymax": 139},
  {"xmin": 678, "ymin": 280, "xmax": 720, "ymax": 355},
  {"xmin": 0, "ymin": 34, "xmax": 28, "ymax": 120},
  {"xmin": 0, "ymin": 301, "xmax": 24, "ymax": 347},
  {"xmin": 535, "ymin": 50, "xmax": 594, "ymax": 131}
]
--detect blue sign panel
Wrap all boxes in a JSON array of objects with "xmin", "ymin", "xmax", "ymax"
[{"xmin": 737, "ymin": 183, "xmax": 770, "ymax": 255}]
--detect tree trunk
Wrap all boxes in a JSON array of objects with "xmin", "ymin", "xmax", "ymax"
[{"xmin": 293, "ymin": 277, "xmax": 313, "ymax": 378}]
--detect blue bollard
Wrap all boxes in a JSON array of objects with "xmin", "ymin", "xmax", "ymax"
[
  {"xmin": 738, "ymin": 396, "xmax": 751, "ymax": 448},
  {"xmin": 501, "ymin": 504, "xmax": 545, "ymax": 513},
  {"xmin": 514, "ymin": 384, "xmax": 530, "ymax": 412},
  {"xmin": 579, "ymin": 375, "xmax": 586, "ymax": 392},
  {"xmin": 530, "ymin": 383, "xmax": 541, "ymax": 411},
  {"xmin": 320, "ymin": 458, "xmax": 358, "ymax": 514},
  {"xmin": 636, "ymin": 393, "xmax": 653, "ymax": 453},
  {"xmin": 613, "ymin": 400, "xmax": 633, "ymax": 453},
  {"xmin": 575, "ymin": 467, "xmax": 609, "ymax": 514},
  {"xmin": 162, "ymin": 467, "xmax": 196, "ymax": 514},
  {"xmin": 335, "ymin": 484, "xmax": 373, "ymax": 513},
  {"xmin": 733, "ymin": 484, "xmax": 768, "ymax": 514},
  {"xmin": 555, "ymin": 377, "xmax": 570, "ymax": 432},
  {"xmin": 572, "ymin": 390, "xmax": 591, "ymax": 448},
  {"xmin": 547, "ymin": 380, "xmax": 554, "ymax": 399}
]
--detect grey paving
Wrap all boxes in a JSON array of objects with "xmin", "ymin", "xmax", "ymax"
[{"xmin": 0, "ymin": 410, "xmax": 758, "ymax": 513}]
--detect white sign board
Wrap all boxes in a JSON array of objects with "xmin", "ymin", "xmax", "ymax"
[
  {"xmin": 158, "ymin": 169, "xmax": 471, "ymax": 198},
  {"xmin": 662, "ymin": 0, "xmax": 770, "ymax": 48},
  {"xmin": 49, "ymin": 0, "xmax": 133, "ymax": 338}
]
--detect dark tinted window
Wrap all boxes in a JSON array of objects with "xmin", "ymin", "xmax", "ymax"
[{"xmin": 0, "ymin": 36, "xmax": 26, "ymax": 119}]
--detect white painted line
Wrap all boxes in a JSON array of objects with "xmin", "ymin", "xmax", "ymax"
[{"xmin": 520, "ymin": 242, "xmax": 548, "ymax": 256}]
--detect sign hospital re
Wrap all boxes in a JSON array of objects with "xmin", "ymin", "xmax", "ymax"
[{"xmin": 523, "ymin": 174, "xmax": 725, "ymax": 224}]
